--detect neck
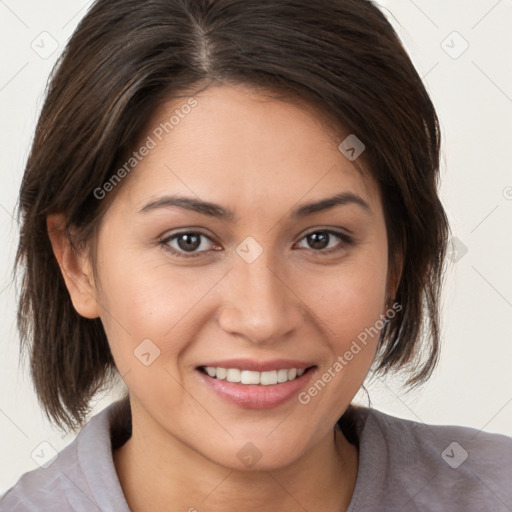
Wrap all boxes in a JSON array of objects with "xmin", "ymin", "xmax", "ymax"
[{"xmin": 113, "ymin": 402, "xmax": 358, "ymax": 512}]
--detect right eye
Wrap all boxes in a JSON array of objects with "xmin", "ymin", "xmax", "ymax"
[{"xmin": 160, "ymin": 231, "xmax": 218, "ymax": 258}]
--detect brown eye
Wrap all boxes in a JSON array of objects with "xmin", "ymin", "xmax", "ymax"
[
  {"xmin": 175, "ymin": 233, "xmax": 202, "ymax": 252},
  {"xmin": 296, "ymin": 230, "xmax": 354, "ymax": 254},
  {"xmin": 161, "ymin": 231, "xmax": 215, "ymax": 257},
  {"xmin": 305, "ymin": 231, "xmax": 330, "ymax": 250}
]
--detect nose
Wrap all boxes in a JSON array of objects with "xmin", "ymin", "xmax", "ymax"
[{"xmin": 217, "ymin": 249, "xmax": 305, "ymax": 345}]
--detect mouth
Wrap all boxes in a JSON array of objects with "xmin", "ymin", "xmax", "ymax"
[
  {"xmin": 195, "ymin": 360, "xmax": 317, "ymax": 409},
  {"xmin": 198, "ymin": 365, "xmax": 315, "ymax": 385}
]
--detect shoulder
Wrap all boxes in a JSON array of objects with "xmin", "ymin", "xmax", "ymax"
[
  {"xmin": 369, "ymin": 406, "xmax": 512, "ymax": 470},
  {"xmin": 0, "ymin": 462, "xmax": 69, "ymax": 511},
  {"xmin": 0, "ymin": 432, "xmax": 85, "ymax": 511},
  {"xmin": 0, "ymin": 398, "xmax": 131, "ymax": 512},
  {"xmin": 343, "ymin": 405, "xmax": 512, "ymax": 512}
]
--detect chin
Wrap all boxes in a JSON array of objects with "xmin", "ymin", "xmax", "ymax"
[{"xmin": 198, "ymin": 431, "xmax": 311, "ymax": 472}]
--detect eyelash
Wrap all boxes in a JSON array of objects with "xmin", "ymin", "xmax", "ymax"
[{"xmin": 159, "ymin": 229, "xmax": 355, "ymax": 258}]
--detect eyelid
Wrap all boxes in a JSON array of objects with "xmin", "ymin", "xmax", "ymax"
[{"xmin": 300, "ymin": 225, "xmax": 354, "ymax": 238}]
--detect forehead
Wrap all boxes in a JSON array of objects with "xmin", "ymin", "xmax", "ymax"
[{"xmin": 111, "ymin": 84, "xmax": 381, "ymax": 218}]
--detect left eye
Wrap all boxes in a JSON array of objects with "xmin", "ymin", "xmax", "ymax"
[{"xmin": 295, "ymin": 230, "xmax": 353, "ymax": 254}]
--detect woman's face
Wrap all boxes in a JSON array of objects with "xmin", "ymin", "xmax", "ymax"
[{"xmin": 90, "ymin": 84, "xmax": 391, "ymax": 469}]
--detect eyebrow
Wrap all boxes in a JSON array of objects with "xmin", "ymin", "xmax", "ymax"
[{"xmin": 139, "ymin": 191, "xmax": 371, "ymax": 221}]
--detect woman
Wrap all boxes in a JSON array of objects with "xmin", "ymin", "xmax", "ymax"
[{"xmin": 1, "ymin": 0, "xmax": 511, "ymax": 510}]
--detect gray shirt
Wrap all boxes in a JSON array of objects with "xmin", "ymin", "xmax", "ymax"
[{"xmin": 1, "ymin": 397, "xmax": 511, "ymax": 511}]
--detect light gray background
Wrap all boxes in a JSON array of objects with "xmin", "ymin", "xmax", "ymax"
[{"xmin": 1, "ymin": 0, "xmax": 511, "ymax": 494}]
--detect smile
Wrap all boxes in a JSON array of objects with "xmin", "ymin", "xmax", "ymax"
[
  {"xmin": 196, "ymin": 361, "xmax": 317, "ymax": 409},
  {"xmin": 200, "ymin": 366, "xmax": 306, "ymax": 385}
]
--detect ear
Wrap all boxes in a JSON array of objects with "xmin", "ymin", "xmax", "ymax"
[{"xmin": 47, "ymin": 213, "xmax": 100, "ymax": 319}]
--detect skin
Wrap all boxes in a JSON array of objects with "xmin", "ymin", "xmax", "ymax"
[{"xmin": 48, "ymin": 84, "xmax": 398, "ymax": 512}]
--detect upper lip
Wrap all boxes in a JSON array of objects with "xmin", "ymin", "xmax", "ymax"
[{"xmin": 198, "ymin": 358, "xmax": 315, "ymax": 372}]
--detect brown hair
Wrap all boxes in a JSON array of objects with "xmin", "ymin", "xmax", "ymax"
[{"xmin": 15, "ymin": 0, "xmax": 449, "ymax": 432}]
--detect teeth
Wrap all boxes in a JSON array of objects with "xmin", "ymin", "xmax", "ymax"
[
  {"xmin": 216, "ymin": 367, "xmax": 227, "ymax": 380},
  {"xmin": 202, "ymin": 366, "xmax": 308, "ymax": 384},
  {"xmin": 277, "ymin": 369, "xmax": 288, "ymax": 383},
  {"xmin": 226, "ymin": 368, "xmax": 241, "ymax": 382},
  {"xmin": 260, "ymin": 370, "xmax": 278, "ymax": 385},
  {"xmin": 241, "ymin": 370, "xmax": 260, "ymax": 385}
]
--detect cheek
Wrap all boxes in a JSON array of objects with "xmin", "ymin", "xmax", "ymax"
[
  {"xmin": 309, "ymin": 256, "xmax": 388, "ymax": 338},
  {"xmin": 293, "ymin": 259, "xmax": 388, "ymax": 417},
  {"xmin": 94, "ymin": 245, "xmax": 222, "ymax": 372},
  {"xmin": 302, "ymin": 249, "xmax": 389, "ymax": 390}
]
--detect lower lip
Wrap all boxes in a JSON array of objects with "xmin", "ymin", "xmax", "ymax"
[{"xmin": 196, "ymin": 368, "xmax": 316, "ymax": 409}]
